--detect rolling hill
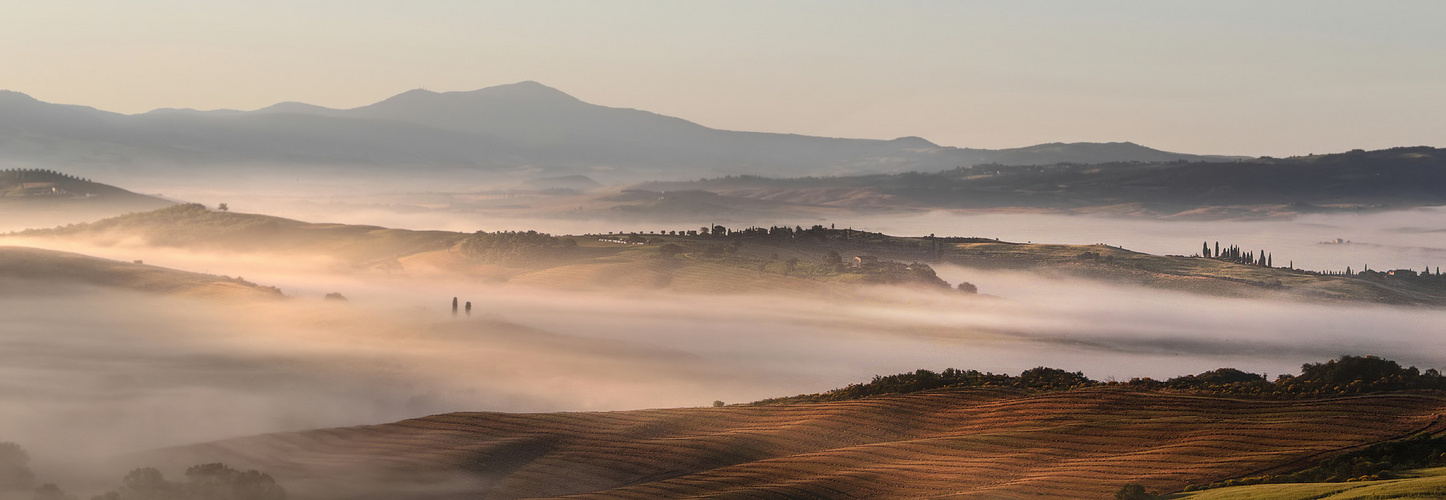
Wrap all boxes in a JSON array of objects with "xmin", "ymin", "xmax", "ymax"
[
  {"xmin": 0, "ymin": 84, "xmax": 1238, "ymax": 183},
  {"xmin": 0, "ymin": 245, "xmax": 281, "ymax": 299},
  {"xmin": 0, "ymin": 168, "xmax": 173, "ymax": 230},
  {"xmin": 15, "ymin": 205, "xmax": 1446, "ymax": 305},
  {"xmin": 141, "ymin": 387, "xmax": 1446, "ymax": 499},
  {"xmin": 635, "ymin": 146, "xmax": 1446, "ymax": 217},
  {"xmin": 19, "ymin": 203, "xmax": 469, "ymax": 268}
]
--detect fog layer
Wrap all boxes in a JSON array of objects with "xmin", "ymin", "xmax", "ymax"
[
  {"xmin": 5, "ymin": 206, "xmax": 1446, "ymax": 491},
  {"xmin": 6, "ymin": 257, "xmax": 1446, "ymax": 478},
  {"xmin": 128, "ymin": 194, "xmax": 1446, "ymax": 274}
]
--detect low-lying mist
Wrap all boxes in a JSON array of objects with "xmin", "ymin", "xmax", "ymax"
[
  {"xmin": 139, "ymin": 192, "xmax": 1446, "ymax": 274},
  {"xmin": 8, "ymin": 200, "xmax": 1446, "ymax": 494},
  {"xmin": 6, "ymin": 235, "xmax": 1446, "ymax": 489}
]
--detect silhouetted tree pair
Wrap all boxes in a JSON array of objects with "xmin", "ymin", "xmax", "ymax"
[{"xmin": 451, "ymin": 297, "xmax": 473, "ymax": 317}]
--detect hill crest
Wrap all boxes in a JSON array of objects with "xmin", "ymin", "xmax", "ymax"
[{"xmin": 0, "ymin": 83, "xmax": 1241, "ymax": 182}]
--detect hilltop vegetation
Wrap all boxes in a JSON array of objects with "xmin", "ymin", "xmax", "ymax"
[
  {"xmin": 756, "ymin": 355, "xmax": 1446, "ymax": 405},
  {"xmin": 457, "ymin": 230, "xmax": 577, "ymax": 266},
  {"xmin": 0, "ymin": 169, "xmax": 168, "ymax": 205},
  {"xmin": 0, "ymin": 169, "xmax": 173, "ymax": 231}
]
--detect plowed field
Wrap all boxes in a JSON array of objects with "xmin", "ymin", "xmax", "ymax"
[{"xmin": 150, "ymin": 388, "xmax": 1446, "ymax": 499}]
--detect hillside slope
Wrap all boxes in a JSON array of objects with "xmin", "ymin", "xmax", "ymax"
[
  {"xmin": 23, "ymin": 203, "xmax": 468, "ymax": 268},
  {"xmin": 17, "ymin": 206, "xmax": 1444, "ymax": 304},
  {"xmin": 638, "ymin": 146, "xmax": 1446, "ymax": 216},
  {"xmin": 0, "ymin": 245, "xmax": 282, "ymax": 299},
  {"xmin": 146, "ymin": 388, "xmax": 1446, "ymax": 499},
  {"xmin": 0, "ymin": 168, "xmax": 174, "ymax": 230}
]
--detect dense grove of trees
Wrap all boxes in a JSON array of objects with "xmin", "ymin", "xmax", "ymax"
[
  {"xmin": 90, "ymin": 464, "xmax": 284, "ymax": 500},
  {"xmin": 753, "ymin": 356, "xmax": 1446, "ymax": 405},
  {"xmin": 0, "ymin": 441, "xmax": 279, "ymax": 500},
  {"xmin": 626, "ymin": 226, "xmax": 952, "ymax": 287},
  {"xmin": 751, "ymin": 366, "xmax": 1093, "ymax": 405},
  {"xmin": 618, "ymin": 223, "xmax": 893, "ymax": 243},
  {"xmin": 457, "ymin": 230, "xmax": 576, "ymax": 264},
  {"xmin": 1129, "ymin": 355, "xmax": 1446, "ymax": 398}
]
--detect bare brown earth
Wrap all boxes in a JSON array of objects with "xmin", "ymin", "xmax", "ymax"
[
  {"xmin": 0, "ymin": 245, "xmax": 282, "ymax": 299},
  {"xmin": 146, "ymin": 388, "xmax": 1446, "ymax": 499}
]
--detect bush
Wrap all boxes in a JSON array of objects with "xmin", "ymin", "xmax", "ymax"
[
  {"xmin": 0, "ymin": 442, "xmax": 35, "ymax": 491},
  {"xmin": 1114, "ymin": 483, "xmax": 1157, "ymax": 500}
]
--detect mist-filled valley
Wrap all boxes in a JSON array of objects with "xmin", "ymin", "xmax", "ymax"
[
  {"xmin": 6, "ymin": 193, "xmax": 1446, "ymax": 496},
  {"xmin": 7, "ymin": 4, "xmax": 1446, "ymax": 495}
]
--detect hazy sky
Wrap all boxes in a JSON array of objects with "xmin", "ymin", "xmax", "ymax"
[{"xmin": 2, "ymin": 1, "xmax": 1442, "ymax": 156}]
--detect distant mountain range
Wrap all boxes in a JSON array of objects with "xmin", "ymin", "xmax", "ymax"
[{"xmin": 0, "ymin": 82, "xmax": 1241, "ymax": 183}]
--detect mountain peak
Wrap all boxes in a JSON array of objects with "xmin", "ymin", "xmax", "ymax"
[
  {"xmin": 456, "ymin": 81, "xmax": 581, "ymax": 103},
  {"xmin": 369, "ymin": 82, "xmax": 580, "ymax": 108},
  {"xmin": 889, "ymin": 136, "xmax": 938, "ymax": 147},
  {"xmin": 0, "ymin": 90, "xmax": 37, "ymax": 102},
  {"xmin": 254, "ymin": 101, "xmax": 340, "ymax": 115}
]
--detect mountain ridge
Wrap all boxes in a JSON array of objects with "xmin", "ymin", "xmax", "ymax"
[{"xmin": 0, "ymin": 83, "xmax": 1244, "ymax": 183}]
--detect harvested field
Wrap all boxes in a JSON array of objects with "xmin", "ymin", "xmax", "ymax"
[{"xmin": 148, "ymin": 388, "xmax": 1446, "ymax": 499}]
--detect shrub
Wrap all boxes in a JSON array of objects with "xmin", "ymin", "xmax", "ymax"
[{"xmin": 1114, "ymin": 483, "xmax": 1157, "ymax": 500}]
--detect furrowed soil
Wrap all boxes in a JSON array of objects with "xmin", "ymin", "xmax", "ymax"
[{"xmin": 145, "ymin": 388, "xmax": 1446, "ymax": 499}]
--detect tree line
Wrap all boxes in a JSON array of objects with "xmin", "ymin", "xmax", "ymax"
[
  {"xmin": 0, "ymin": 443, "xmax": 282, "ymax": 500},
  {"xmin": 753, "ymin": 355, "xmax": 1446, "ymax": 405},
  {"xmin": 0, "ymin": 169, "xmax": 93, "ymax": 184},
  {"xmin": 1201, "ymin": 241, "xmax": 1273, "ymax": 267},
  {"xmin": 458, "ymin": 230, "xmax": 577, "ymax": 264}
]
